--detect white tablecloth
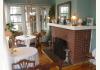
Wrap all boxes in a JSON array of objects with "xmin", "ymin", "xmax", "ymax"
[
  {"xmin": 10, "ymin": 47, "xmax": 39, "ymax": 68},
  {"xmin": 15, "ymin": 35, "xmax": 36, "ymax": 47}
]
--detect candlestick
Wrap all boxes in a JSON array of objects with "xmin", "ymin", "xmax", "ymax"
[{"xmin": 71, "ymin": 16, "xmax": 77, "ymax": 26}]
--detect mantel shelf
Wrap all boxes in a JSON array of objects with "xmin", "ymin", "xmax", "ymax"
[{"xmin": 48, "ymin": 23, "xmax": 96, "ymax": 30}]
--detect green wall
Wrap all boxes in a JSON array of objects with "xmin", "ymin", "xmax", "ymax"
[
  {"xmin": 77, "ymin": 0, "xmax": 96, "ymax": 23},
  {"xmin": 90, "ymin": 0, "xmax": 96, "ymax": 23},
  {"xmin": 77, "ymin": 0, "xmax": 91, "ymax": 18}
]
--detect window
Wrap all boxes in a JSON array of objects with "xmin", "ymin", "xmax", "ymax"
[{"xmin": 10, "ymin": 6, "xmax": 23, "ymax": 31}]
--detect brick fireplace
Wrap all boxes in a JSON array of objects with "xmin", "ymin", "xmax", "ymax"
[{"xmin": 51, "ymin": 27, "xmax": 91, "ymax": 64}]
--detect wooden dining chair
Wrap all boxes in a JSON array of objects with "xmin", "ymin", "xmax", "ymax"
[
  {"xmin": 9, "ymin": 36, "xmax": 16, "ymax": 48},
  {"xmin": 15, "ymin": 40, "xmax": 26, "ymax": 47},
  {"xmin": 12, "ymin": 59, "xmax": 35, "ymax": 70}
]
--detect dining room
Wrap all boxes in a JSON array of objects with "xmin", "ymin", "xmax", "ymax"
[{"xmin": 0, "ymin": 0, "xmax": 96, "ymax": 70}]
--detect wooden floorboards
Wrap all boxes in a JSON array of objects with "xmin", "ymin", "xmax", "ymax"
[{"xmin": 39, "ymin": 49, "xmax": 96, "ymax": 70}]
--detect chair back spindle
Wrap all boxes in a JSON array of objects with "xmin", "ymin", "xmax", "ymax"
[{"xmin": 12, "ymin": 59, "xmax": 35, "ymax": 70}]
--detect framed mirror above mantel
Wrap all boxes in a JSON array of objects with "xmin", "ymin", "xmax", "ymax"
[{"xmin": 57, "ymin": 1, "xmax": 71, "ymax": 24}]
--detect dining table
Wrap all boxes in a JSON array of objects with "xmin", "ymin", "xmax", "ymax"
[
  {"xmin": 15, "ymin": 35, "xmax": 36, "ymax": 47},
  {"xmin": 10, "ymin": 47, "xmax": 39, "ymax": 69}
]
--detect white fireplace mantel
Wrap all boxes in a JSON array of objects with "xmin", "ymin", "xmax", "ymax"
[{"xmin": 48, "ymin": 23, "xmax": 96, "ymax": 30}]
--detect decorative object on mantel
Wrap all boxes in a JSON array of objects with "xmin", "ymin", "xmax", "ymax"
[
  {"xmin": 87, "ymin": 17, "xmax": 94, "ymax": 26},
  {"xmin": 81, "ymin": 18, "xmax": 87, "ymax": 26},
  {"xmin": 71, "ymin": 16, "xmax": 78, "ymax": 26},
  {"xmin": 63, "ymin": 16, "xmax": 67, "ymax": 25},
  {"xmin": 77, "ymin": 18, "xmax": 83, "ymax": 26}
]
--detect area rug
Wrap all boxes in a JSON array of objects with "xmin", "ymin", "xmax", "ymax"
[{"xmin": 43, "ymin": 47, "xmax": 71, "ymax": 67}]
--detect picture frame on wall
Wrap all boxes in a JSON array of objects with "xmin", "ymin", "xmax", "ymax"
[{"xmin": 87, "ymin": 17, "xmax": 94, "ymax": 26}]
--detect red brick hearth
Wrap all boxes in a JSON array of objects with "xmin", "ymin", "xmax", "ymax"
[{"xmin": 51, "ymin": 27, "xmax": 91, "ymax": 64}]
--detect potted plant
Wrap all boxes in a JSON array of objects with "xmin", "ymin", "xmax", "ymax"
[
  {"xmin": 5, "ymin": 23, "xmax": 19, "ymax": 37},
  {"xmin": 5, "ymin": 23, "xmax": 14, "ymax": 36},
  {"xmin": 49, "ymin": 5, "xmax": 55, "ymax": 23}
]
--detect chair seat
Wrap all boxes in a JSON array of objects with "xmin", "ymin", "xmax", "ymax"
[{"xmin": 16, "ymin": 40, "xmax": 26, "ymax": 47}]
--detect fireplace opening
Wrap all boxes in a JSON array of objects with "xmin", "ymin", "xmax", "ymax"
[{"xmin": 53, "ymin": 37, "xmax": 69, "ymax": 61}]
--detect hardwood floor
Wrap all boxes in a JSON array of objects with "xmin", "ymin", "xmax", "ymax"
[
  {"xmin": 62, "ymin": 62, "xmax": 96, "ymax": 70},
  {"xmin": 39, "ymin": 50, "xmax": 59, "ymax": 70},
  {"xmin": 39, "ymin": 49, "xmax": 96, "ymax": 70}
]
